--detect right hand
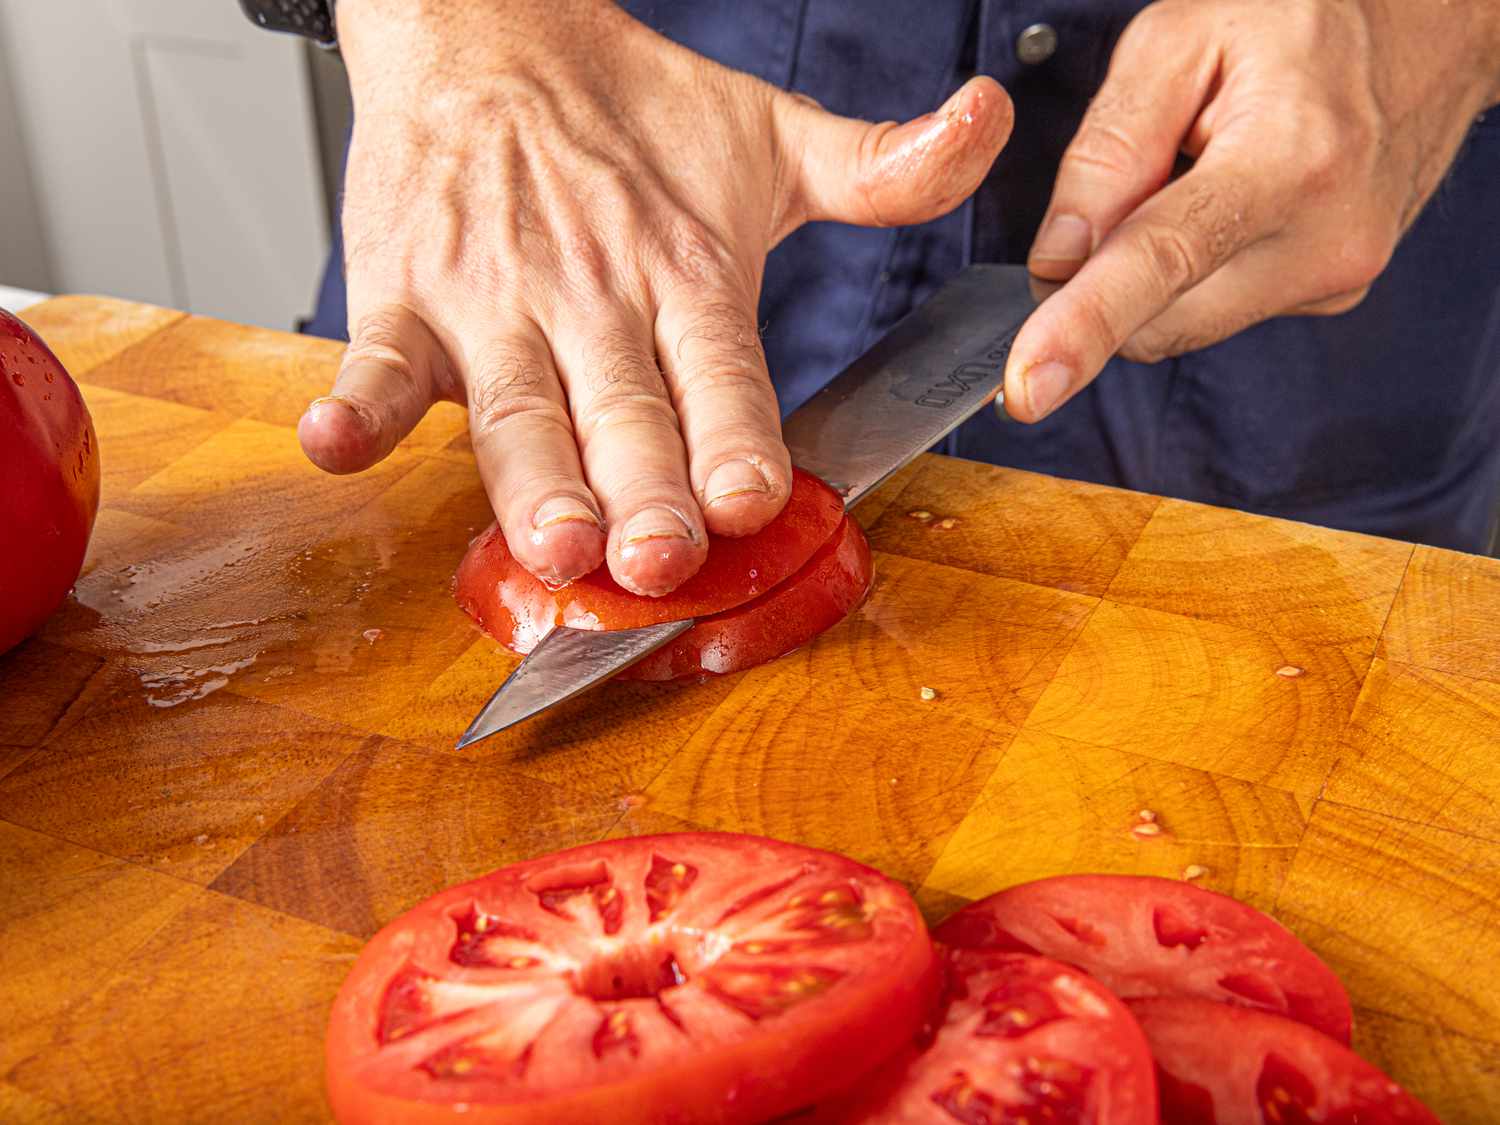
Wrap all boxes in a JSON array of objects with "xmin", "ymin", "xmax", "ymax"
[{"xmin": 300, "ymin": 0, "xmax": 1012, "ymax": 596}]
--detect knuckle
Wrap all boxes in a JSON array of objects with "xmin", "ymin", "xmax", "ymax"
[
  {"xmin": 1295, "ymin": 118, "xmax": 1347, "ymax": 192},
  {"xmin": 1311, "ymin": 286, "xmax": 1372, "ymax": 317},
  {"xmin": 1066, "ymin": 117, "xmax": 1147, "ymax": 183},
  {"xmin": 1179, "ymin": 180, "xmax": 1250, "ymax": 269},
  {"xmin": 583, "ymin": 328, "xmax": 664, "ymax": 398},
  {"xmin": 1059, "ymin": 288, "xmax": 1123, "ymax": 363},
  {"xmin": 1123, "ymin": 327, "xmax": 1200, "ymax": 364},
  {"xmin": 1333, "ymin": 232, "xmax": 1393, "ymax": 291},
  {"xmin": 576, "ymin": 390, "xmax": 679, "ymax": 444},
  {"xmin": 1123, "ymin": 0, "xmax": 1178, "ymax": 42},
  {"xmin": 1134, "ymin": 182, "xmax": 1250, "ymax": 295},
  {"xmin": 1118, "ymin": 335, "xmax": 1170, "ymax": 365},
  {"xmin": 673, "ymin": 302, "xmax": 765, "ymax": 372},
  {"xmin": 1136, "ymin": 225, "xmax": 1203, "ymax": 293},
  {"xmin": 347, "ymin": 323, "xmax": 422, "ymax": 390},
  {"xmin": 655, "ymin": 219, "xmax": 734, "ymax": 289},
  {"xmin": 350, "ymin": 308, "xmax": 411, "ymax": 356},
  {"xmin": 557, "ymin": 232, "xmax": 614, "ymax": 290},
  {"xmin": 471, "ymin": 341, "xmax": 548, "ymax": 397},
  {"xmin": 469, "ymin": 391, "xmax": 571, "ymax": 440}
]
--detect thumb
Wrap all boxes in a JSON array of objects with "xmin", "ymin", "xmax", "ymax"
[
  {"xmin": 298, "ymin": 303, "xmax": 453, "ymax": 475},
  {"xmin": 777, "ymin": 76, "xmax": 1014, "ymax": 231},
  {"xmin": 1028, "ymin": 10, "xmax": 1216, "ymax": 282}
]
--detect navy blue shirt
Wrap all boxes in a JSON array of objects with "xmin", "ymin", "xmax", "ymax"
[{"xmin": 305, "ymin": 1, "xmax": 1500, "ymax": 552}]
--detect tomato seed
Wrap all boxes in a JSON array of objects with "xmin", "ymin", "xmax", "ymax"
[
  {"xmin": 1137, "ymin": 809, "xmax": 1157, "ymax": 822},
  {"xmin": 919, "ymin": 686, "xmax": 938, "ymax": 701},
  {"xmin": 1275, "ymin": 665, "xmax": 1305, "ymax": 678},
  {"xmin": 908, "ymin": 510, "xmax": 934, "ymax": 521},
  {"xmin": 1182, "ymin": 865, "xmax": 1210, "ymax": 881},
  {"xmin": 1132, "ymin": 823, "xmax": 1163, "ymax": 838}
]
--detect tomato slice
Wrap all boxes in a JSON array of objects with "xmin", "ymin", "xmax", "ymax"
[
  {"xmin": 815, "ymin": 950, "xmax": 1158, "ymax": 1124},
  {"xmin": 455, "ymin": 468, "xmax": 846, "ymax": 644},
  {"xmin": 934, "ymin": 875, "xmax": 1352, "ymax": 1044},
  {"xmin": 325, "ymin": 833, "xmax": 939, "ymax": 1125},
  {"xmin": 1129, "ymin": 997, "xmax": 1439, "ymax": 1125},
  {"xmin": 620, "ymin": 516, "xmax": 872, "ymax": 681}
]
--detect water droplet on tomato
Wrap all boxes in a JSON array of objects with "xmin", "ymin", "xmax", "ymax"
[{"xmin": 10, "ymin": 371, "xmax": 22, "ymax": 385}]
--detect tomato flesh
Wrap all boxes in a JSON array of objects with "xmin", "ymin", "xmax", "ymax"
[
  {"xmin": 326, "ymin": 833, "xmax": 939, "ymax": 1125},
  {"xmin": 0, "ymin": 309, "xmax": 99, "ymax": 656},
  {"xmin": 1129, "ymin": 997, "xmax": 1439, "ymax": 1125},
  {"xmin": 455, "ymin": 467, "xmax": 846, "ymax": 642},
  {"xmin": 815, "ymin": 950, "xmax": 1157, "ymax": 1124},
  {"xmin": 935, "ymin": 875, "xmax": 1352, "ymax": 1044},
  {"xmin": 620, "ymin": 515, "xmax": 872, "ymax": 681}
]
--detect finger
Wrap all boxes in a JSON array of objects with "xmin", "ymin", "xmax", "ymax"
[
  {"xmin": 551, "ymin": 310, "xmax": 707, "ymax": 597},
  {"xmin": 1118, "ymin": 241, "xmax": 1374, "ymax": 363},
  {"xmin": 1028, "ymin": 7, "xmax": 1218, "ymax": 282},
  {"xmin": 299, "ymin": 304, "xmax": 455, "ymax": 474},
  {"xmin": 1004, "ymin": 150, "xmax": 1277, "ymax": 423},
  {"xmin": 463, "ymin": 322, "xmax": 606, "ymax": 584},
  {"xmin": 655, "ymin": 288, "xmax": 791, "ymax": 538},
  {"xmin": 776, "ymin": 75, "xmax": 1014, "ymax": 234}
]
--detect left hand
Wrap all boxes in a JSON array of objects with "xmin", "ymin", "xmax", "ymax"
[{"xmin": 1004, "ymin": 0, "xmax": 1500, "ymax": 422}]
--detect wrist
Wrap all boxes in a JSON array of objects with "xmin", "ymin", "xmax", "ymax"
[{"xmin": 337, "ymin": 0, "xmax": 625, "ymax": 94}]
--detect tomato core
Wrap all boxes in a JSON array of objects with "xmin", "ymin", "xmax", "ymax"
[{"xmin": 575, "ymin": 949, "xmax": 688, "ymax": 1003}]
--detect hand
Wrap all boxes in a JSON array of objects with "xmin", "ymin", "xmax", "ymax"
[
  {"xmin": 1003, "ymin": 0, "xmax": 1500, "ymax": 423},
  {"xmin": 299, "ymin": 0, "xmax": 1012, "ymax": 595}
]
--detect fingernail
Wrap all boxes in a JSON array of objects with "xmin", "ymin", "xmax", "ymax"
[
  {"xmin": 621, "ymin": 506, "xmax": 696, "ymax": 546},
  {"xmin": 703, "ymin": 459, "xmax": 769, "ymax": 507},
  {"xmin": 1024, "ymin": 362, "xmax": 1073, "ymax": 418},
  {"xmin": 532, "ymin": 497, "xmax": 602, "ymax": 531},
  {"xmin": 305, "ymin": 394, "xmax": 366, "ymax": 428},
  {"xmin": 1032, "ymin": 214, "xmax": 1093, "ymax": 263},
  {"xmin": 300, "ymin": 393, "xmax": 375, "ymax": 435}
]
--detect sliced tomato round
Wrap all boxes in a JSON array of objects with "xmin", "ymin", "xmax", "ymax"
[
  {"xmin": 813, "ymin": 950, "xmax": 1158, "ymax": 1124},
  {"xmin": 455, "ymin": 468, "xmax": 846, "ymax": 645},
  {"xmin": 934, "ymin": 875, "xmax": 1352, "ymax": 1044},
  {"xmin": 326, "ymin": 833, "xmax": 939, "ymax": 1125},
  {"xmin": 1130, "ymin": 997, "xmax": 1439, "ymax": 1125},
  {"xmin": 620, "ymin": 515, "xmax": 872, "ymax": 681}
]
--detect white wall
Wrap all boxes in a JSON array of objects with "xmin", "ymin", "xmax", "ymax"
[
  {"xmin": 0, "ymin": 32, "xmax": 53, "ymax": 293},
  {"xmin": 0, "ymin": 0, "xmax": 330, "ymax": 330}
]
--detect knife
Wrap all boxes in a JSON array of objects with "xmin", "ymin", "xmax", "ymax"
[{"xmin": 455, "ymin": 263, "xmax": 1039, "ymax": 749}]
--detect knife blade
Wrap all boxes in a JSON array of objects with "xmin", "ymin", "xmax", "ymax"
[{"xmin": 454, "ymin": 263, "xmax": 1038, "ymax": 749}]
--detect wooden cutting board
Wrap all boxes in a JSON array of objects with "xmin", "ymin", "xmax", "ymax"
[{"xmin": 3, "ymin": 296, "xmax": 1499, "ymax": 1122}]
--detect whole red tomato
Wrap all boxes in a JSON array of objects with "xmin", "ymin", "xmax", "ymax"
[{"xmin": 0, "ymin": 309, "xmax": 99, "ymax": 656}]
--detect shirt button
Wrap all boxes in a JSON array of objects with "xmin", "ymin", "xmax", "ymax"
[{"xmin": 1016, "ymin": 22, "xmax": 1059, "ymax": 65}]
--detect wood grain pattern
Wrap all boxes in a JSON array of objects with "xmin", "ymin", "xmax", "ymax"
[
  {"xmin": 924, "ymin": 729, "xmax": 1307, "ymax": 913},
  {"xmin": 5, "ymin": 891, "xmax": 361, "ymax": 1124},
  {"xmin": 18, "ymin": 296, "xmax": 184, "ymax": 378},
  {"xmin": 1023, "ymin": 600, "xmax": 1369, "ymax": 807},
  {"xmin": 0, "ymin": 822, "xmax": 199, "ymax": 1074},
  {"xmin": 2, "ymin": 297, "xmax": 1499, "ymax": 1121},
  {"xmin": 866, "ymin": 457, "xmax": 1159, "ymax": 595},
  {"xmin": 1382, "ymin": 545, "xmax": 1500, "ymax": 686},
  {"xmin": 1104, "ymin": 498, "xmax": 1413, "ymax": 646},
  {"xmin": 1324, "ymin": 658, "xmax": 1500, "ymax": 840}
]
